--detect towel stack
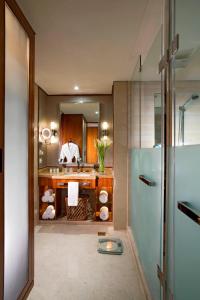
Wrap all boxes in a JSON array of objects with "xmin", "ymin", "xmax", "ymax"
[
  {"xmin": 42, "ymin": 189, "xmax": 55, "ymax": 203},
  {"xmin": 42, "ymin": 205, "xmax": 55, "ymax": 219}
]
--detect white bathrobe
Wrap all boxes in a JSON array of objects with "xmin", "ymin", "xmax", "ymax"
[{"xmin": 59, "ymin": 142, "xmax": 80, "ymax": 163}]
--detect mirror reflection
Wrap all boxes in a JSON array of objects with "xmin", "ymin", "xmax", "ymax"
[
  {"xmin": 59, "ymin": 102, "xmax": 99, "ymax": 164},
  {"xmin": 154, "ymin": 93, "xmax": 162, "ymax": 147}
]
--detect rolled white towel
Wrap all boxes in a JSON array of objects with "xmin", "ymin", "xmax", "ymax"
[
  {"xmin": 42, "ymin": 195, "xmax": 48, "ymax": 202},
  {"xmin": 99, "ymin": 190, "xmax": 108, "ymax": 204},
  {"xmin": 44, "ymin": 189, "xmax": 53, "ymax": 197},
  {"xmin": 42, "ymin": 193, "xmax": 55, "ymax": 203},
  {"xmin": 48, "ymin": 209, "xmax": 55, "ymax": 219},
  {"xmin": 42, "ymin": 210, "xmax": 49, "ymax": 219},
  {"xmin": 42, "ymin": 205, "xmax": 55, "ymax": 219},
  {"xmin": 100, "ymin": 206, "xmax": 109, "ymax": 221}
]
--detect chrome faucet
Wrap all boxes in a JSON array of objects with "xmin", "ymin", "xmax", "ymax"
[{"xmin": 77, "ymin": 158, "xmax": 82, "ymax": 172}]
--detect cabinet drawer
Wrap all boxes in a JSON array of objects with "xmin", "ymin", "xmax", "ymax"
[
  {"xmin": 98, "ymin": 178, "xmax": 113, "ymax": 189},
  {"xmin": 52, "ymin": 179, "xmax": 96, "ymax": 189}
]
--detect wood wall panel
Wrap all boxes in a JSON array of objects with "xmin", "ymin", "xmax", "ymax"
[{"xmin": 86, "ymin": 127, "xmax": 98, "ymax": 163}]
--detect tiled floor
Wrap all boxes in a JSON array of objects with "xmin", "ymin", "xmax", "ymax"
[{"xmin": 28, "ymin": 224, "xmax": 146, "ymax": 300}]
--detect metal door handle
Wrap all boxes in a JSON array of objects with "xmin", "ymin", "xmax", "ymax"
[
  {"xmin": 139, "ymin": 175, "xmax": 156, "ymax": 186},
  {"xmin": 178, "ymin": 201, "xmax": 200, "ymax": 225}
]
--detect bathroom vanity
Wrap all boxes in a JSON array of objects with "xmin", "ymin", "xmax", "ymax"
[
  {"xmin": 38, "ymin": 168, "xmax": 113, "ymax": 223},
  {"xmin": 38, "ymin": 93, "xmax": 114, "ymax": 223}
]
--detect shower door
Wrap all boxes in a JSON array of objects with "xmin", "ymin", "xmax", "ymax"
[
  {"xmin": 169, "ymin": 0, "xmax": 200, "ymax": 299},
  {"xmin": 0, "ymin": 0, "xmax": 35, "ymax": 299},
  {"xmin": 129, "ymin": 28, "xmax": 164, "ymax": 300}
]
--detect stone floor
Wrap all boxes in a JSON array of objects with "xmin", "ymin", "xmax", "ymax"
[{"xmin": 28, "ymin": 224, "xmax": 146, "ymax": 300}]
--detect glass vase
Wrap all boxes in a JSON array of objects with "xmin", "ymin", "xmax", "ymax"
[{"xmin": 99, "ymin": 156, "xmax": 105, "ymax": 173}]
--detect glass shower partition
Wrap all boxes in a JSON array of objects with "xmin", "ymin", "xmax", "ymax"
[
  {"xmin": 128, "ymin": 28, "xmax": 164, "ymax": 300},
  {"xmin": 168, "ymin": 0, "xmax": 200, "ymax": 299}
]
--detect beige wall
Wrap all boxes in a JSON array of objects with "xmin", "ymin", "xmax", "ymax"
[
  {"xmin": 113, "ymin": 81, "xmax": 128, "ymax": 230},
  {"xmin": 39, "ymin": 94, "xmax": 113, "ymax": 167}
]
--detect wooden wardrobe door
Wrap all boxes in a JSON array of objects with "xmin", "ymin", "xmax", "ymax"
[{"xmin": 86, "ymin": 127, "xmax": 98, "ymax": 164}]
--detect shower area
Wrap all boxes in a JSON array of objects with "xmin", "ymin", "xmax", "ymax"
[{"xmin": 128, "ymin": 0, "xmax": 200, "ymax": 299}]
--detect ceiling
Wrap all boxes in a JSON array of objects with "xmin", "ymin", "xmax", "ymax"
[
  {"xmin": 16, "ymin": 0, "xmax": 157, "ymax": 94},
  {"xmin": 60, "ymin": 102, "xmax": 99, "ymax": 122}
]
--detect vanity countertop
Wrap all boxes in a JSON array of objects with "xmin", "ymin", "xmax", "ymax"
[{"xmin": 38, "ymin": 168, "xmax": 114, "ymax": 179}]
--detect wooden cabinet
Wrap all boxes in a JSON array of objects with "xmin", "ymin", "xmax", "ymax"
[
  {"xmin": 95, "ymin": 177, "xmax": 113, "ymax": 222},
  {"xmin": 38, "ymin": 175, "xmax": 113, "ymax": 222},
  {"xmin": 86, "ymin": 127, "xmax": 98, "ymax": 163}
]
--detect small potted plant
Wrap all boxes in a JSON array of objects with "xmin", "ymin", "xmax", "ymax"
[{"xmin": 95, "ymin": 138, "xmax": 112, "ymax": 173}]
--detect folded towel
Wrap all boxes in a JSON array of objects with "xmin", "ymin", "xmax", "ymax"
[
  {"xmin": 99, "ymin": 190, "xmax": 108, "ymax": 203},
  {"xmin": 68, "ymin": 182, "xmax": 79, "ymax": 206}
]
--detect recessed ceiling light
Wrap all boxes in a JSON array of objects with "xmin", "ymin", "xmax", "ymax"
[{"xmin": 74, "ymin": 85, "xmax": 79, "ymax": 91}]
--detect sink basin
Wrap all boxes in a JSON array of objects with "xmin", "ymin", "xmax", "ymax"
[
  {"xmin": 51, "ymin": 172, "xmax": 96, "ymax": 179},
  {"xmin": 64, "ymin": 173, "xmax": 94, "ymax": 177}
]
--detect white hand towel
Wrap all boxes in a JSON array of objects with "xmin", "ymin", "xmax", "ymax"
[{"xmin": 68, "ymin": 182, "xmax": 79, "ymax": 206}]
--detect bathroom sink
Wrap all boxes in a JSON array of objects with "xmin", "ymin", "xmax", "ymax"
[
  {"xmin": 52, "ymin": 172, "xmax": 96, "ymax": 179},
  {"xmin": 64, "ymin": 172, "xmax": 94, "ymax": 177}
]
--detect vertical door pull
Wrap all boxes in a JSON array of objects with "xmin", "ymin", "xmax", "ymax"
[{"xmin": 178, "ymin": 201, "xmax": 200, "ymax": 225}]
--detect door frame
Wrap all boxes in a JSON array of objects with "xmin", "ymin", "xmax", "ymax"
[{"xmin": 0, "ymin": 0, "xmax": 35, "ymax": 299}]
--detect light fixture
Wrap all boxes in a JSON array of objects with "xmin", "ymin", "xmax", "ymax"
[
  {"xmin": 95, "ymin": 111, "xmax": 99, "ymax": 115},
  {"xmin": 101, "ymin": 121, "xmax": 109, "ymax": 139},
  {"xmin": 79, "ymin": 100, "xmax": 84, "ymax": 104},
  {"xmin": 102, "ymin": 121, "xmax": 109, "ymax": 130},
  {"xmin": 50, "ymin": 121, "xmax": 57, "ymax": 130},
  {"xmin": 40, "ymin": 121, "xmax": 58, "ymax": 144},
  {"xmin": 74, "ymin": 85, "xmax": 79, "ymax": 91}
]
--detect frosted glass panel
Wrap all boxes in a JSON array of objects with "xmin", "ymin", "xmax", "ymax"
[
  {"xmin": 130, "ymin": 148, "xmax": 162, "ymax": 300},
  {"xmin": 174, "ymin": 146, "xmax": 200, "ymax": 300},
  {"xmin": 4, "ymin": 6, "xmax": 29, "ymax": 300}
]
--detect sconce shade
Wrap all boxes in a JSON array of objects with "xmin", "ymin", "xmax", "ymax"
[
  {"xmin": 50, "ymin": 122, "xmax": 57, "ymax": 130},
  {"xmin": 101, "ymin": 121, "xmax": 109, "ymax": 130}
]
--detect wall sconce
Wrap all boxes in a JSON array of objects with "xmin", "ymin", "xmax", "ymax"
[
  {"xmin": 40, "ymin": 122, "xmax": 58, "ymax": 144},
  {"xmin": 101, "ymin": 121, "xmax": 109, "ymax": 140}
]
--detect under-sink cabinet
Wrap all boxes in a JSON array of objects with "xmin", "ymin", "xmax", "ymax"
[{"xmin": 38, "ymin": 175, "xmax": 113, "ymax": 222}]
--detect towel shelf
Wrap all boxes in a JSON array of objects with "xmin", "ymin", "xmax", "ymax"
[
  {"xmin": 178, "ymin": 201, "xmax": 200, "ymax": 225},
  {"xmin": 139, "ymin": 175, "xmax": 156, "ymax": 186}
]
